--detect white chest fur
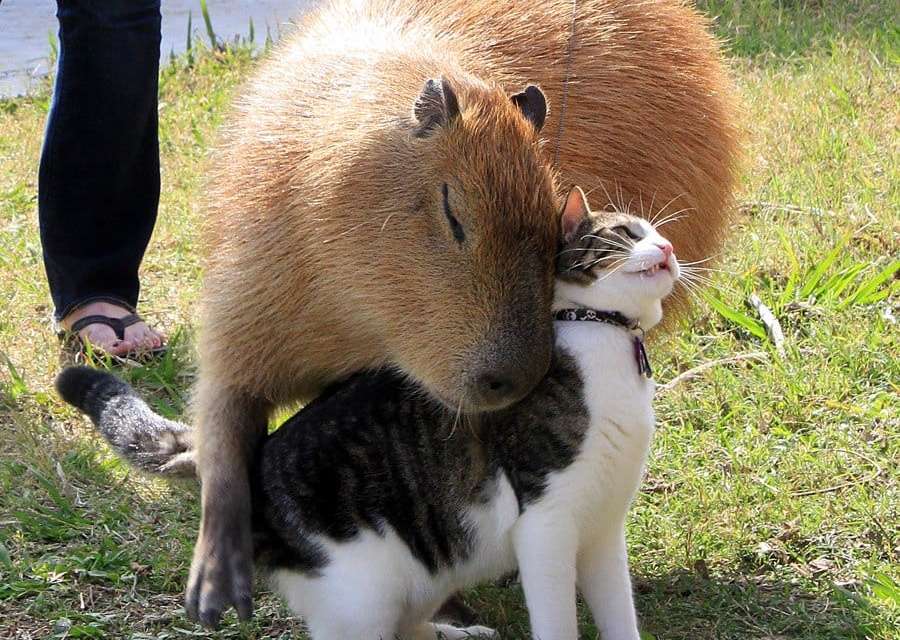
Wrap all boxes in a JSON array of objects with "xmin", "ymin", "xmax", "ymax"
[{"xmin": 548, "ymin": 321, "xmax": 655, "ymax": 527}]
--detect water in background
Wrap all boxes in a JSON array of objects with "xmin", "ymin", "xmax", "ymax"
[{"xmin": 0, "ymin": 0, "xmax": 312, "ymax": 98}]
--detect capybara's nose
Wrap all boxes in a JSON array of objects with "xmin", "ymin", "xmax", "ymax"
[
  {"xmin": 469, "ymin": 366, "xmax": 531, "ymax": 410},
  {"xmin": 479, "ymin": 372, "xmax": 515, "ymax": 398}
]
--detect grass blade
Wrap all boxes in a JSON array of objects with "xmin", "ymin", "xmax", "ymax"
[
  {"xmin": 776, "ymin": 228, "xmax": 800, "ymax": 308},
  {"xmin": 845, "ymin": 259, "xmax": 900, "ymax": 306},
  {"xmin": 200, "ymin": 0, "xmax": 218, "ymax": 49},
  {"xmin": 799, "ymin": 232, "xmax": 851, "ymax": 300},
  {"xmin": 819, "ymin": 262, "xmax": 868, "ymax": 301},
  {"xmin": 1, "ymin": 352, "xmax": 28, "ymax": 400},
  {"xmin": 0, "ymin": 542, "xmax": 11, "ymax": 570},
  {"xmin": 866, "ymin": 573, "xmax": 900, "ymax": 606},
  {"xmin": 47, "ymin": 31, "xmax": 59, "ymax": 66},
  {"xmin": 186, "ymin": 10, "xmax": 193, "ymax": 53},
  {"xmin": 703, "ymin": 291, "xmax": 768, "ymax": 340}
]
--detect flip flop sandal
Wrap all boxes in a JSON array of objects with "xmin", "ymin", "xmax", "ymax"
[{"xmin": 61, "ymin": 313, "xmax": 167, "ymax": 359}]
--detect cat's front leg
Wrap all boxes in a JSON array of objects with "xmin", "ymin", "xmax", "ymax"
[
  {"xmin": 512, "ymin": 509, "xmax": 578, "ymax": 640},
  {"xmin": 577, "ymin": 528, "xmax": 640, "ymax": 640}
]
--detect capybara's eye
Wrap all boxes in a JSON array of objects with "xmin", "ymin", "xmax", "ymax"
[{"xmin": 442, "ymin": 183, "xmax": 465, "ymax": 244}]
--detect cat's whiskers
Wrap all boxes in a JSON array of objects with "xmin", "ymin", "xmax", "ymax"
[
  {"xmin": 651, "ymin": 206, "xmax": 694, "ymax": 230},
  {"xmin": 445, "ymin": 397, "xmax": 465, "ymax": 441},
  {"xmin": 676, "ymin": 279, "xmax": 705, "ymax": 304},
  {"xmin": 678, "ymin": 263, "xmax": 716, "ymax": 276},
  {"xmin": 682, "ymin": 280, "xmax": 712, "ymax": 302},
  {"xmin": 598, "ymin": 181, "xmax": 618, "ymax": 214},
  {"xmin": 679, "ymin": 263, "xmax": 724, "ymax": 280},
  {"xmin": 676, "ymin": 270, "xmax": 711, "ymax": 297},
  {"xmin": 571, "ymin": 251, "xmax": 628, "ymax": 269},
  {"xmin": 578, "ymin": 234, "xmax": 634, "ymax": 252},
  {"xmin": 556, "ymin": 247, "xmax": 631, "ymax": 258},
  {"xmin": 593, "ymin": 258, "xmax": 633, "ymax": 282},
  {"xmin": 587, "ymin": 255, "xmax": 629, "ymax": 270},
  {"xmin": 679, "ymin": 265, "xmax": 728, "ymax": 274},
  {"xmin": 653, "ymin": 214, "xmax": 688, "ymax": 229},
  {"xmin": 678, "ymin": 270, "xmax": 728, "ymax": 287},
  {"xmin": 648, "ymin": 192, "xmax": 687, "ymax": 225},
  {"xmin": 557, "ymin": 246, "xmax": 596, "ymax": 256},
  {"xmin": 646, "ymin": 187, "xmax": 660, "ymax": 224},
  {"xmin": 680, "ymin": 275, "xmax": 715, "ymax": 291},
  {"xmin": 571, "ymin": 253, "xmax": 629, "ymax": 271},
  {"xmin": 677, "ymin": 267, "xmax": 742, "ymax": 298},
  {"xmin": 678, "ymin": 268, "xmax": 716, "ymax": 285},
  {"xmin": 575, "ymin": 244, "xmax": 633, "ymax": 259},
  {"xmin": 679, "ymin": 254, "xmax": 721, "ymax": 267}
]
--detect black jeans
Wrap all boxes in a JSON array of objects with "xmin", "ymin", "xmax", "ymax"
[{"xmin": 39, "ymin": 0, "xmax": 162, "ymax": 320}]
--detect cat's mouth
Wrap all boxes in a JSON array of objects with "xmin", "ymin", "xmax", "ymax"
[{"xmin": 629, "ymin": 260, "xmax": 670, "ymax": 277}]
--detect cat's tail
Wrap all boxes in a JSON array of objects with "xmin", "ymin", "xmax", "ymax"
[{"xmin": 55, "ymin": 366, "xmax": 197, "ymax": 479}]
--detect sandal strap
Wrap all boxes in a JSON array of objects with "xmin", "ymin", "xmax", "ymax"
[
  {"xmin": 119, "ymin": 314, "xmax": 143, "ymax": 329},
  {"xmin": 70, "ymin": 314, "xmax": 143, "ymax": 341}
]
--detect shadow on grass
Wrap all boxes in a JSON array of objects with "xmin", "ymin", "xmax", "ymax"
[
  {"xmin": 463, "ymin": 569, "xmax": 878, "ymax": 640},
  {"xmin": 632, "ymin": 570, "xmax": 878, "ymax": 640}
]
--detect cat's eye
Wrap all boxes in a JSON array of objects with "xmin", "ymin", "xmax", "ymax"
[
  {"xmin": 442, "ymin": 183, "xmax": 465, "ymax": 244},
  {"xmin": 613, "ymin": 225, "xmax": 640, "ymax": 240}
]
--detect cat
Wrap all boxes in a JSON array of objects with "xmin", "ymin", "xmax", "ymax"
[{"xmin": 56, "ymin": 186, "xmax": 681, "ymax": 640}]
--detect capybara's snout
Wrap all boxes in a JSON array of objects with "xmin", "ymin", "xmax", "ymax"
[{"xmin": 465, "ymin": 313, "xmax": 553, "ymax": 411}]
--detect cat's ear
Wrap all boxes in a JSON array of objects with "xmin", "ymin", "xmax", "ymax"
[
  {"xmin": 561, "ymin": 186, "xmax": 590, "ymax": 241},
  {"xmin": 511, "ymin": 85, "xmax": 547, "ymax": 132},
  {"xmin": 413, "ymin": 77, "xmax": 461, "ymax": 137}
]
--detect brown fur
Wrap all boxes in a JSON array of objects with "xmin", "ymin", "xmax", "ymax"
[
  {"xmin": 440, "ymin": 0, "xmax": 741, "ymax": 261},
  {"xmin": 188, "ymin": 0, "xmax": 740, "ymax": 625}
]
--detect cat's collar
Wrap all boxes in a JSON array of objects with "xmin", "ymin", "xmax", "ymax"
[
  {"xmin": 553, "ymin": 308, "xmax": 652, "ymax": 378},
  {"xmin": 553, "ymin": 308, "xmax": 638, "ymax": 329}
]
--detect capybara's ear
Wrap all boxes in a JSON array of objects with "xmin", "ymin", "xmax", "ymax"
[
  {"xmin": 511, "ymin": 85, "xmax": 547, "ymax": 132},
  {"xmin": 561, "ymin": 185, "xmax": 590, "ymax": 241},
  {"xmin": 413, "ymin": 77, "xmax": 461, "ymax": 137}
]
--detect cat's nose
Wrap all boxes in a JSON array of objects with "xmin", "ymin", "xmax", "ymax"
[{"xmin": 654, "ymin": 241, "xmax": 673, "ymax": 258}]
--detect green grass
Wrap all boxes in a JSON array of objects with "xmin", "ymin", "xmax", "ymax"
[
  {"xmin": 697, "ymin": 0, "xmax": 898, "ymax": 61},
  {"xmin": 1, "ymin": 2, "xmax": 898, "ymax": 638}
]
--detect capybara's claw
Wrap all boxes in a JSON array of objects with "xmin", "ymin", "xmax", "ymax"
[{"xmin": 185, "ymin": 523, "xmax": 254, "ymax": 629}]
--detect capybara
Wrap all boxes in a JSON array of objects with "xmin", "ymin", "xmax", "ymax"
[{"xmin": 188, "ymin": 0, "xmax": 740, "ymax": 626}]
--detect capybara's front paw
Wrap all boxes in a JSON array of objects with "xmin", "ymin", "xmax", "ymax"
[{"xmin": 185, "ymin": 521, "xmax": 254, "ymax": 628}]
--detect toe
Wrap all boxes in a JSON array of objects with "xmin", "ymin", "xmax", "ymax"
[
  {"xmin": 150, "ymin": 326, "xmax": 167, "ymax": 345},
  {"xmin": 81, "ymin": 325, "xmax": 124, "ymax": 355},
  {"xmin": 235, "ymin": 592, "xmax": 253, "ymax": 621},
  {"xmin": 108, "ymin": 340, "xmax": 135, "ymax": 356},
  {"xmin": 185, "ymin": 574, "xmax": 202, "ymax": 622},
  {"xmin": 125, "ymin": 322, "xmax": 166, "ymax": 352},
  {"xmin": 198, "ymin": 604, "xmax": 222, "ymax": 630}
]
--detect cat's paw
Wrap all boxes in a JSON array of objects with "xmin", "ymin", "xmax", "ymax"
[{"xmin": 459, "ymin": 625, "xmax": 499, "ymax": 638}]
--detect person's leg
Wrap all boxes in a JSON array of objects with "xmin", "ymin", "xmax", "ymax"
[{"xmin": 39, "ymin": 0, "xmax": 165, "ymax": 354}]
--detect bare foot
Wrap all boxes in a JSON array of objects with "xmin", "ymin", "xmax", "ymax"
[{"xmin": 60, "ymin": 301, "xmax": 166, "ymax": 356}]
